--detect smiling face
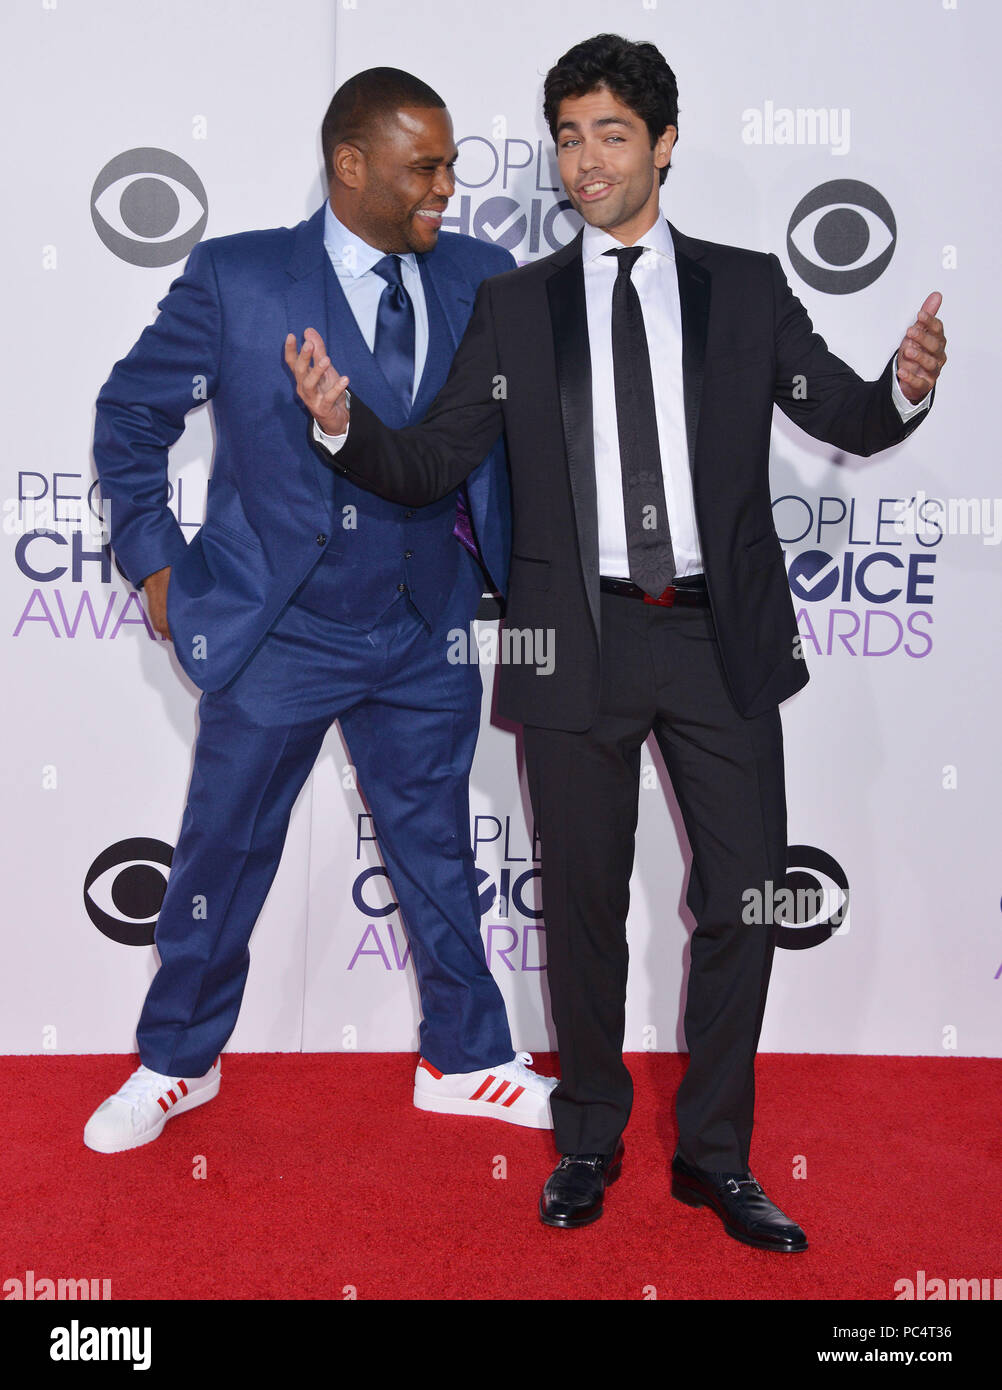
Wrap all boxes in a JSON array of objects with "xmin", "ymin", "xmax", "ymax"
[
  {"xmin": 555, "ymin": 87, "xmax": 676, "ymax": 245},
  {"xmin": 331, "ymin": 105, "xmax": 457, "ymax": 255}
]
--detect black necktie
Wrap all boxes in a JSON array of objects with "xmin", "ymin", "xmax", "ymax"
[
  {"xmin": 604, "ymin": 245, "xmax": 676, "ymax": 596},
  {"xmin": 372, "ymin": 254, "xmax": 415, "ymax": 415}
]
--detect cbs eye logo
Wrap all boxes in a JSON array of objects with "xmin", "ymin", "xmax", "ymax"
[
  {"xmin": 84, "ymin": 838, "xmax": 174, "ymax": 946},
  {"xmin": 787, "ymin": 180, "xmax": 895, "ymax": 294},
  {"xmin": 91, "ymin": 148, "xmax": 208, "ymax": 267},
  {"xmin": 776, "ymin": 844, "xmax": 850, "ymax": 949}
]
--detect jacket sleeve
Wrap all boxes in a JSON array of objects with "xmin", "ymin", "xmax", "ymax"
[
  {"xmin": 317, "ymin": 277, "xmax": 505, "ymax": 507},
  {"xmin": 93, "ymin": 240, "xmax": 222, "ymax": 585},
  {"xmin": 770, "ymin": 252, "xmax": 932, "ymax": 456}
]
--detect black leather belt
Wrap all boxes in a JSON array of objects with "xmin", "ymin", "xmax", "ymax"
[{"xmin": 599, "ymin": 574, "xmax": 709, "ymax": 607}]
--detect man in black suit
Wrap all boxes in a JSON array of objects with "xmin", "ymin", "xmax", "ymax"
[{"xmin": 287, "ymin": 34, "xmax": 946, "ymax": 1249}]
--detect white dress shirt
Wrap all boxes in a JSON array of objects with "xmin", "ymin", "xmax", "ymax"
[{"xmin": 584, "ymin": 215, "xmax": 702, "ymax": 579}]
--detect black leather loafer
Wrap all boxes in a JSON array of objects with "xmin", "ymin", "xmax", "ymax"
[
  {"xmin": 670, "ymin": 1151, "xmax": 808, "ymax": 1252},
  {"xmin": 539, "ymin": 1140, "xmax": 625, "ymax": 1228}
]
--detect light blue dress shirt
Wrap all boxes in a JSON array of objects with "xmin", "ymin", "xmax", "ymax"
[{"xmin": 323, "ymin": 201, "xmax": 427, "ymax": 403}]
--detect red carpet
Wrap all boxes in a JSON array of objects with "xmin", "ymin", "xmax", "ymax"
[{"xmin": 2, "ymin": 1052, "xmax": 998, "ymax": 1301}]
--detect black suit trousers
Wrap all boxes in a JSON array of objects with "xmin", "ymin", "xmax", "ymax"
[{"xmin": 523, "ymin": 590, "xmax": 787, "ymax": 1171}]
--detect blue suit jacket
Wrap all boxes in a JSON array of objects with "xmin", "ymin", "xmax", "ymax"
[{"xmin": 94, "ymin": 204, "xmax": 513, "ymax": 691}]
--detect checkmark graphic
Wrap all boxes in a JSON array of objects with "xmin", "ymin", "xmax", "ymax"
[
  {"xmin": 479, "ymin": 208, "xmax": 525, "ymax": 242},
  {"xmin": 789, "ymin": 551, "xmax": 840, "ymax": 599},
  {"xmin": 796, "ymin": 556, "xmax": 839, "ymax": 592}
]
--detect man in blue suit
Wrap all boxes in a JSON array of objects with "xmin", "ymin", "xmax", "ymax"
[{"xmin": 85, "ymin": 68, "xmax": 555, "ymax": 1153}]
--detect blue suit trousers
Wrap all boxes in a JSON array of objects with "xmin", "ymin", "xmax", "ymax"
[{"xmin": 136, "ymin": 591, "xmax": 514, "ymax": 1077}]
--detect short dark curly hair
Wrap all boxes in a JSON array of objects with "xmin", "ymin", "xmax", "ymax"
[{"xmin": 543, "ymin": 34, "xmax": 679, "ymax": 186}]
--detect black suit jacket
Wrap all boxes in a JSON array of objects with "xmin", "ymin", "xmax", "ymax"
[{"xmin": 321, "ymin": 220, "xmax": 931, "ymax": 730}]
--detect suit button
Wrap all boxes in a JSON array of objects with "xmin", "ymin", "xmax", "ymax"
[
  {"xmin": 404, "ymin": 550, "xmax": 413, "ymax": 559},
  {"xmin": 397, "ymin": 583, "xmax": 406, "ymax": 593},
  {"xmin": 316, "ymin": 533, "xmax": 327, "ymax": 547},
  {"xmin": 405, "ymin": 511, "xmax": 415, "ymax": 519}
]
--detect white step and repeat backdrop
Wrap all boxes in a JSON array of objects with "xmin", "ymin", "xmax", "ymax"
[{"xmin": 2, "ymin": 0, "xmax": 998, "ymax": 1061}]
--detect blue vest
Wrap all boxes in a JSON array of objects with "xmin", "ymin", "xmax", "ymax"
[{"xmin": 292, "ymin": 253, "xmax": 472, "ymax": 629}]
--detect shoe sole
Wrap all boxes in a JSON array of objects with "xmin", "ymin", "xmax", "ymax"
[
  {"xmin": 83, "ymin": 1072, "xmax": 221, "ymax": 1155},
  {"xmin": 670, "ymin": 1176, "xmax": 809, "ymax": 1252},
  {"xmin": 538, "ymin": 1158, "xmax": 623, "ymax": 1229},
  {"xmin": 413, "ymin": 1088, "xmax": 554, "ymax": 1129}
]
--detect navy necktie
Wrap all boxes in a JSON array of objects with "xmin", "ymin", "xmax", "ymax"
[
  {"xmin": 605, "ymin": 245, "xmax": 676, "ymax": 596},
  {"xmin": 371, "ymin": 253, "xmax": 481, "ymax": 565},
  {"xmin": 372, "ymin": 254, "xmax": 415, "ymax": 415}
]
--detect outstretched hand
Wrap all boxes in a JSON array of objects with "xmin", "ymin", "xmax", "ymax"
[
  {"xmin": 896, "ymin": 292, "xmax": 946, "ymax": 404},
  {"xmin": 284, "ymin": 328, "xmax": 350, "ymax": 435}
]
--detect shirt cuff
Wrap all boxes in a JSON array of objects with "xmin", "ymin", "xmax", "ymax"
[
  {"xmin": 891, "ymin": 356, "xmax": 932, "ymax": 421},
  {"xmin": 313, "ymin": 418, "xmax": 349, "ymax": 453}
]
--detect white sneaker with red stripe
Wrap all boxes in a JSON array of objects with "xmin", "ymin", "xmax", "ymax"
[
  {"xmin": 83, "ymin": 1058, "xmax": 221, "ymax": 1154},
  {"xmin": 413, "ymin": 1052, "xmax": 557, "ymax": 1129}
]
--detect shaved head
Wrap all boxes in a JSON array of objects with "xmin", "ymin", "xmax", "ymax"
[{"xmin": 322, "ymin": 67, "xmax": 446, "ymax": 182}]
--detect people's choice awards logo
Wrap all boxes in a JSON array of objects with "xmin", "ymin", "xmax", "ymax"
[
  {"xmin": 84, "ymin": 838, "xmax": 173, "ymax": 945},
  {"xmin": 773, "ymin": 491, "xmax": 937, "ymax": 660},
  {"xmin": 447, "ymin": 133, "xmax": 581, "ymax": 259},
  {"xmin": 91, "ymin": 148, "xmax": 208, "ymax": 267},
  {"xmin": 787, "ymin": 180, "xmax": 895, "ymax": 294}
]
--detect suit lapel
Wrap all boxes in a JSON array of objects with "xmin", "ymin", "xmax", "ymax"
[
  {"xmin": 546, "ymin": 230, "xmax": 601, "ymax": 637},
  {"xmin": 290, "ymin": 220, "xmax": 469, "ymax": 431},
  {"xmin": 412, "ymin": 253, "xmax": 470, "ymax": 420},
  {"xmin": 668, "ymin": 221, "xmax": 711, "ymax": 482},
  {"xmin": 284, "ymin": 205, "xmax": 328, "ymax": 360},
  {"xmin": 324, "ymin": 265, "xmax": 415, "ymax": 428},
  {"xmin": 544, "ymin": 223, "xmax": 711, "ymax": 635}
]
